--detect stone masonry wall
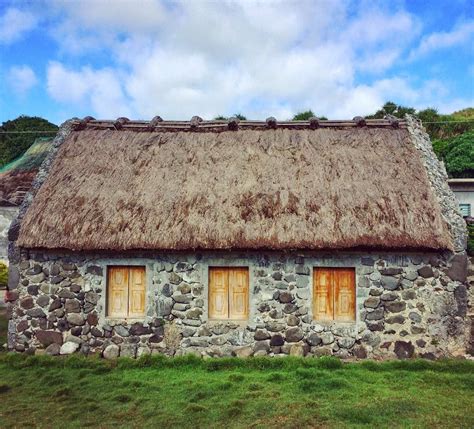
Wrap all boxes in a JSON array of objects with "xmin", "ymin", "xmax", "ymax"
[{"xmin": 6, "ymin": 250, "xmax": 469, "ymax": 359}]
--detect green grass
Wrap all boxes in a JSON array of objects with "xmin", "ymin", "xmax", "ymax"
[{"xmin": 0, "ymin": 354, "xmax": 472, "ymax": 428}]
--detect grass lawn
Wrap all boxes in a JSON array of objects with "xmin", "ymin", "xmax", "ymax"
[{"xmin": 0, "ymin": 354, "xmax": 472, "ymax": 429}]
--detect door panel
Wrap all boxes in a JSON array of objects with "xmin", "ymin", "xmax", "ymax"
[
  {"xmin": 209, "ymin": 268, "xmax": 229, "ymax": 319},
  {"xmin": 108, "ymin": 267, "xmax": 129, "ymax": 318},
  {"xmin": 128, "ymin": 266, "xmax": 146, "ymax": 318},
  {"xmin": 313, "ymin": 268, "xmax": 333, "ymax": 321},
  {"xmin": 334, "ymin": 268, "xmax": 355, "ymax": 321},
  {"xmin": 229, "ymin": 268, "xmax": 249, "ymax": 320}
]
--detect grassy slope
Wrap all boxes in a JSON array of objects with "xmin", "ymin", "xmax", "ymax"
[{"xmin": 0, "ymin": 354, "xmax": 472, "ymax": 429}]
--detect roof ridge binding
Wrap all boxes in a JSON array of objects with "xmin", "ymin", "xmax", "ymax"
[{"xmin": 72, "ymin": 116, "xmax": 405, "ymax": 132}]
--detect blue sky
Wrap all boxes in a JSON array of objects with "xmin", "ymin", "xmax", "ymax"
[{"xmin": 0, "ymin": 0, "xmax": 473, "ymax": 125}]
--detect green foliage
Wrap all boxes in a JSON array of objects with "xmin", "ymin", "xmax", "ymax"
[
  {"xmin": 365, "ymin": 101, "xmax": 416, "ymax": 119},
  {"xmin": 467, "ymin": 223, "xmax": 474, "ymax": 256},
  {"xmin": 0, "ymin": 262, "xmax": 7, "ymax": 288},
  {"xmin": 432, "ymin": 131, "xmax": 474, "ymax": 178},
  {"xmin": 0, "ymin": 353, "xmax": 473, "ymax": 428},
  {"xmin": 292, "ymin": 110, "xmax": 328, "ymax": 120},
  {"xmin": 0, "ymin": 116, "xmax": 58, "ymax": 168},
  {"xmin": 213, "ymin": 114, "xmax": 247, "ymax": 120}
]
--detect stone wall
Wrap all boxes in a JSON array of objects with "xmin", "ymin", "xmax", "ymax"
[
  {"xmin": 0, "ymin": 207, "xmax": 19, "ymax": 263},
  {"xmin": 6, "ymin": 250, "xmax": 469, "ymax": 359}
]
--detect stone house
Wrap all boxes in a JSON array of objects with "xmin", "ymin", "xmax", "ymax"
[{"xmin": 6, "ymin": 115, "xmax": 471, "ymax": 359}]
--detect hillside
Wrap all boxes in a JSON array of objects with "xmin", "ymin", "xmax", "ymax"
[{"xmin": 0, "ymin": 137, "xmax": 54, "ymax": 206}]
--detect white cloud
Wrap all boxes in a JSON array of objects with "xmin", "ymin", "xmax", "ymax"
[
  {"xmin": 38, "ymin": 1, "xmax": 465, "ymax": 120},
  {"xmin": 7, "ymin": 65, "xmax": 38, "ymax": 96},
  {"xmin": 46, "ymin": 62, "xmax": 131, "ymax": 118},
  {"xmin": 0, "ymin": 8, "xmax": 37, "ymax": 44},
  {"xmin": 409, "ymin": 21, "xmax": 474, "ymax": 60}
]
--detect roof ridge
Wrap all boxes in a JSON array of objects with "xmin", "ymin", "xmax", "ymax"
[{"xmin": 72, "ymin": 116, "xmax": 406, "ymax": 132}]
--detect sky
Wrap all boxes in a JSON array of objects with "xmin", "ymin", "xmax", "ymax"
[{"xmin": 0, "ymin": 0, "xmax": 473, "ymax": 125}]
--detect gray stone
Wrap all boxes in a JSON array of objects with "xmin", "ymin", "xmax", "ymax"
[
  {"xmin": 385, "ymin": 315, "xmax": 405, "ymax": 324},
  {"xmin": 444, "ymin": 254, "xmax": 467, "ymax": 282},
  {"xmin": 65, "ymin": 299, "xmax": 81, "ymax": 313},
  {"xmin": 320, "ymin": 332, "xmax": 335, "ymax": 345},
  {"xmin": 364, "ymin": 296, "xmax": 380, "ymax": 308},
  {"xmin": 361, "ymin": 257, "xmax": 375, "ymax": 266},
  {"xmin": 279, "ymin": 292, "xmax": 293, "ymax": 303},
  {"xmin": 186, "ymin": 308, "xmax": 203, "ymax": 319},
  {"xmin": 307, "ymin": 333, "xmax": 322, "ymax": 346},
  {"xmin": 384, "ymin": 301, "xmax": 406, "ymax": 313},
  {"xmin": 418, "ymin": 266, "xmax": 434, "ymax": 278},
  {"xmin": 409, "ymin": 312, "xmax": 422, "ymax": 323},
  {"xmin": 29, "ymin": 272, "xmax": 46, "ymax": 284},
  {"xmin": 282, "ymin": 303, "xmax": 297, "ymax": 314},
  {"xmin": 169, "ymin": 272, "xmax": 182, "ymax": 285},
  {"xmin": 405, "ymin": 271, "xmax": 418, "ymax": 281},
  {"xmin": 85, "ymin": 292, "xmax": 99, "ymax": 304},
  {"xmin": 161, "ymin": 284, "xmax": 173, "ymax": 297},
  {"xmin": 295, "ymin": 265, "xmax": 310, "ymax": 275},
  {"xmin": 36, "ymin": 295, "xmax": 50, "ymax": 307},
  {"xmin": 86, "ymin": 265, "xmax": 103, "ymax": 276},
  {"xmin": 270, "ymin": 334, "xmax": 285, "ymax": 346},
  {"xmin": 58, "ymin": 289, "xmax": 75, "ymax": 299},
  {"xmin": 296, "ymin": 276, "xmax": 309, "ymax": 288},
  {"xmin": 253, "ymin": 340, "xmax": 270, "ymax": 352},
  {"xmin": 172, "ymin": 293, "xmax": 192, "ymax": 304},
  {"xmin": 337, "ymin": 337, "xmax": 355, "ymax": 349},
  {"xmin": 289, "ymin": 344, "xmax": 305, "ymax": 356},
  {"xmin": 60, "ymin": 341, "xmax": 79, "ymax": 355},
  {"xmin": 402, "ymin": 289, "xmax": 416, "ymax": 300},
  {"xmin": 20, "ymin": 296, "xmax": 34, "ymax": 309},
  {"xmin": 50, "ymin": 276, "xmax": 65, "ymax": 285},
  {"xmin": 284, "ymin": 274, "xmax": 296, "ymax": 283},
  {"xmin": 380, "ymin": 268, "xmax": 403, "ymax": 276},
  {"xmin": 254, "ymin": 329, "xmax": 270, "ymax": 341},
  {"xmin": 352, "ymin": 345, "xmax": 367, "ymax": 358},
  {"xmin": 381, "ymin": 276, "xmax": 400, "ymax": 290},
  {"xmin": 286, "ymin": 314, "xmax": 300, "ymax": 326},
  {"xmin": 103, "ymin": 344, "xmax": 120, "ymax": 360},
  {"xmin": 285, "ymin": 327, "xmax": 303, "ymax": 343},
  {"xmin": 129, "ymin": 323, "xmax": 152, "ymax": 336},
  {"xmin": 45, "ymin": 343, "xmax": 61, "ymax": 356},
  {"xmin": 411, "ymin": 326, "xmax": 425, "ymax": 334},
  {"xmin": 454, "ymin": 284, "xmax": 468, "ymax": 317},
  {"xmin": 369, "ymin": 288, "xmax": 382, "ymax": 296},
  {"xmin": 120, "ymin": 344, "xmax": 137, "ymax": 358},
  {"xmin": 394, "ymin": 341, "xmax": 414, "ymax": 359},
  {"xmin": 234, "ymin": 346, "xmax": 253, "ymax": 358},
  {"xmin": 380, "ymin": 292, "xmax": 398, "ymax": 301},
  {"xmin": 365, "ymin": 308, "xmax": 384, "ymax": 320},
  {"xmin": 26, "ymin": 308, "xmax": 46, "ymax": 318},
  {"xmin": 156, "ymin": 298, "xmax": 173, "ymax": 317},
  {"xmin": 367, "ymin": 321, "xmax": 384, "ymax": 331},
  {"xmin": 114, "ymin": 325, "xmax": 129, "ymax": 337},
  {"xmin": 36, "ymin": 330, "xmax": 63, "ymax": 346},
  {"xmin": 66, "ymin": 313, "xmax": 85, "ymax": 326},
  {"xmin": 416, "ymin": 339, "xmax": 426, "ymax": 348}
]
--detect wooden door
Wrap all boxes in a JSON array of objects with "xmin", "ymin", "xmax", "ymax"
[
  {"xmin": 108, "ymin": 267, "xmax": 129, "ymax": 318},
  {"xmin": 313, "ymin": 268, "xmax": 334, "ymax": 321},
  {"xmin": 334, "ymin": 268, "xmax": 355, "ymax": 322},
  {"xmin": 209, "ymin": 268, "xmax": 229, "ymax": 319},
  {"xmin": 128, "ymin": 266, "xmax": 146, "ymax": 318},
  {"xmin": 229, "ymin": 268, "xmax": 249, "ymax": 320}
]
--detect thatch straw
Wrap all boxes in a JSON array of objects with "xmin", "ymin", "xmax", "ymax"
[{"xmin": 17, "ymin": 127, "xmax": 453, "ymax": 251}]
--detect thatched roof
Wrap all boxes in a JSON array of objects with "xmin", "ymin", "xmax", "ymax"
[{"xmin": 16, "ymin": 117, "xmax": 453, "ymax": 251}]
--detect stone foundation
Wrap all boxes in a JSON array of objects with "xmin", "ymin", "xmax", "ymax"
[{"xmin": 6, "ymin": 250, "xmax": 469, "ymax": 359}]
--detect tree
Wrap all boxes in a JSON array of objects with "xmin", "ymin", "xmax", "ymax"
[
  {"xmin": 213, "ymin": 114, "xmax": 247, "ymax": 121},
  {"xmin": 0, "ymin": 116, "xmax": 58, "ymax": 168},
  {"xmin": 292, "ymin": 110, "xmax": 328, "ymax": 120},
  {"xmin": 365, "ymin": 101, "xmax": 415, "ymax": 119}
]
